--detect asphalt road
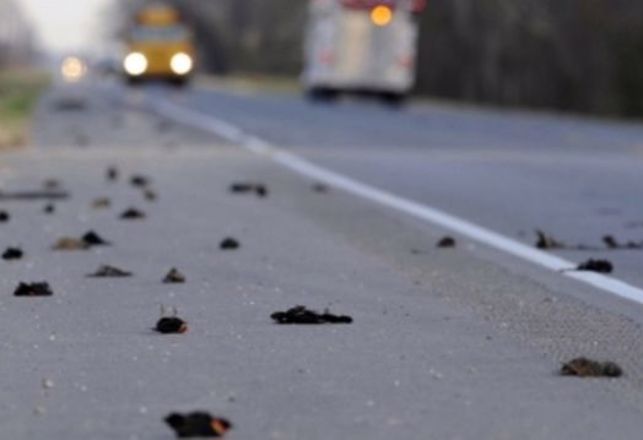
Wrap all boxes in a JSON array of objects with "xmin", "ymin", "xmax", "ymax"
[{"xmin": 1, "ymin": 78, "xmax": 643, "ymax": 439}]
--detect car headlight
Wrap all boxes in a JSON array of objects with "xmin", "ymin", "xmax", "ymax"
[
  {"xmin": 61, "ymin": 56, "xmax": 87, "ymax": 82},
  {"xmin": 170, "ymin": 53, "xmax": 193, "ymax": 75},
  {"xmin": 124, "ymin": 52, "xmax": 148, "ymax": 76}
]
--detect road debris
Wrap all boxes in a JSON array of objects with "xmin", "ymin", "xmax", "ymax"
[
  {"xmin": 437, "ymin": 236, "xmax": 456, "ymax": 248},
  {"xmin": 229, "ymin": 182, "xmax": 268, "ymax": 198},
  {"xmin": 271, "ymin": 306, "xmax": 353, "ymax": 324},
  {"xmin": 2, "ymin": 247, "xmax": 23, "ymax": 260},
  {"xmin": 575, "ymin": 259, "xmax": 614, "ymax": 274},
  {"xmin": 106, "ymin": 166, "xmax": 119, "ymax": 182},
  {"xmin": 43, "ymin": 203, "xmax": 55, "ymax": 214},
  {"xmin": 92, "ymin": 197, "xmax": 111, "ymax": 209},
  {"xmin": 87, "ymin": 265, "xmax": 133, "ymax": 278},
  {"xmin": 165, "ymin": 412, "xmax": 232, "ymax": 438},
  {"xmin": 163, "ymin": 268, "xmax": 186, "ymax": 284},
  {"xmin": 220, "ymin": 238, "xmax": 240, "ymax": 250},
  {"xmin": 560, "ymin": 357, "xmax": 623, "ymax": 378},
  {"xmin": 120, "ymin": 207, "xmax": 146, "ymax": 220},
  {"xmin": 130, "ymin": 175, "xmax": 151, "ymax": 188},
  {"xmin": 535, "ymin": 230, "xmax": 566, "ymax": 249},
  {"xmin": 155, "ymin": 313, "xmax": 189, "ymax": 334},
  {"xmin": 0, "ymin": 210, "xmax": 8, "ymax": 222},
  {"xmin": 14, "ymin": 282, "xmax": 53, "ymax": 297}
]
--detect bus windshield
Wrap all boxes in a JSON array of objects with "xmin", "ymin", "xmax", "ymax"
[{"xmin": 130, "ymin": 25, "xmax": 190, "ymax": 42}]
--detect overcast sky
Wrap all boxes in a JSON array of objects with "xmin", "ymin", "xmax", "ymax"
[{"xmin": 18, "ymin": 0, "xmax": 112, "ymax": 52}]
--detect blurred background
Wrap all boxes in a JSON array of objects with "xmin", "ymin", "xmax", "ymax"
[{"xmin": 1, "ymin": 0, "xmax": 642, "ymax": 116}]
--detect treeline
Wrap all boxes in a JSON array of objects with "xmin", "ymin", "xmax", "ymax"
[
  {"xmin": 0, "ymin": 0, "xmax": 35, "ymax": 67},
  {"xmin": 119, "ymin": 0, "xmax": 643, "ymax": 117}
]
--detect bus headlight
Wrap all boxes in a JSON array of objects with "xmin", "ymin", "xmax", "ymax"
[
  {"xmin": 124, "ymin": 52, "xmax": 148, "ymax": 76},
  {"xmin": 371, "ymin": 5, "xmax": 393, "ymax": 27},
  {"xmin": 61, "ymin": 56, "xmax": 86, "ymax": 82},
  {"xmin": 170, "ymin": 53, "xmax": 193, "ymax": 75}
]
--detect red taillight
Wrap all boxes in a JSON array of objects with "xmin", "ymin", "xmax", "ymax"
[{"xmin": 340, "ymin": 0, "xmax": 427, "ymax": 13}]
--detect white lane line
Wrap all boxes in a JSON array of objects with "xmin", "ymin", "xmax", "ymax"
[{"xmin": 154, "ymin": 98, "xmax": 643, "ymax": 306}]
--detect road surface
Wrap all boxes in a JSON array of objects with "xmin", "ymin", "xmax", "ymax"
[{"xmin": 1, "ymin": 78, "xmax": 643, "ymax": 439}]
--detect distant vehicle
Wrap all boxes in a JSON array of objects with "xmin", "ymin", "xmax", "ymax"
[
  {"xmin": 122, "ymin": 4, "xmax": 196, "ymax": 86},
  {"xmin": 60, "ymin": 56, "xmax": 88, "ymax": 83},
  {"xmin": 302, "ymin": 0, "xmax": 426, "ymax": 104}
]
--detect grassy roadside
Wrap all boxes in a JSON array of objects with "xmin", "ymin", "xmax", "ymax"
[{"xmin": 0, "ymin": 69, "xmax": 49, "ymax": 151}]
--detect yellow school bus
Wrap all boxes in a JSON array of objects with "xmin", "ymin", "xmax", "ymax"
[{"xmin": 123, "ymin": 5, "xmax": 196, "ymax": 85}]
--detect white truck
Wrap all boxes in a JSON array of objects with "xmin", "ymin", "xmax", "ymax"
[{"xmin": 302, "ymin": 0, "xmax": 426, "ymax": 104}]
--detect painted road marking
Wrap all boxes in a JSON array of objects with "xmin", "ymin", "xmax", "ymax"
[{"xmin": 154, "ymin": 98, "xmax": 643, "ymax": 306}]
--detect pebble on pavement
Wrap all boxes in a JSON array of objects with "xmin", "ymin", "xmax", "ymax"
[
  {"xmin": 165, "ymin": 412, "xmax": 232, "ymax": 438},
  {"xmin": 560, "ymin": 357, "xmax": 623, "ymax": 378},
  {"xmin": 0, "ymin": 210, "xmax": 8, "ymax": 222},
  {"xmin": 271, "ymin": 306, "xmax": 353, "ymax": 324},
  {"xmin": 13, "ymin": 282, "xmax": 53, "ymax": 297},
  {"xmin": 43, "ymin": 203, "xmax": 55, "ymax": 214}
]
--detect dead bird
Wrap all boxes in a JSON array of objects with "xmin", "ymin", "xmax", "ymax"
[
  {"xmin": 106, "ymin": 166, "xmax": 119, "ymax": 182},
  {"xmin": 82, "ymin": 231, "xmax": 111, "ymax": 246},
  {"xmin": 535, "ymin": 230, "xmax": 566, "ymax": 249},
  {"xmin": 2, "ymin": 247, "xmax": 23, "ymax": 260},
  {"xmin": 437, "ymin": 236, "xmax": 456, "ymax": 248},
  {"xmin": 43, "ymin": 203, "xmax": 55, "ymax": 214},
  {"xmin": 219, "ymin": 238, "xmax": 240, "ymax": 250},
  {"xmin": 229, "ymin": 182, "xmax": 268, "ymax": 198},
  {"xmin": 0, "ymin": 210, "xmax": 9, "ymax": 222},
  {"xmin": 560, "ymin": 357, "xmax": 623, "ymax": 378},
  {"xmin": 53, "ymin": 231, "xmax": 111, "ymax": 250},
  {"xmin": 91, "ymin": 197, "xmax": 111, "ymax": 209},
  {"xmin": 155, "ymin": 306, "xmax": 188, "ymax": 334},
  {"xmin": 130, "ymin": 175, "xmax": 151, "ymax": 188},
  {"xmin": 165, "ymin": 412, "xmax": 232, "ymax": 438},
  {"xmin": 163, "ymin": 268, "xmax": 186, "ymax": 284},
  {"xmin": 120, "ymin": 207, "xmax": 146, "ymax": 220},
  {"xmin": 52, "ymin": 237, "xmax": 90, "ymax": 251},
  {"xmin": 14, "ymin": 282, "xmax": 53, "ymax": 297},
  {"xmin": 603, "ymin": 235, "xmax": 642, "ymax": 250},
  {"xmin": 271, "ymin": 305, "xmax": 353, "ymax": 324},
  {"xmin": 575, "ymin": 259, "xmax": 614, "ymax": 274},
  {"xmin": 87, "ymin": 265, "xmax": 133, "ymax": 278}
]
